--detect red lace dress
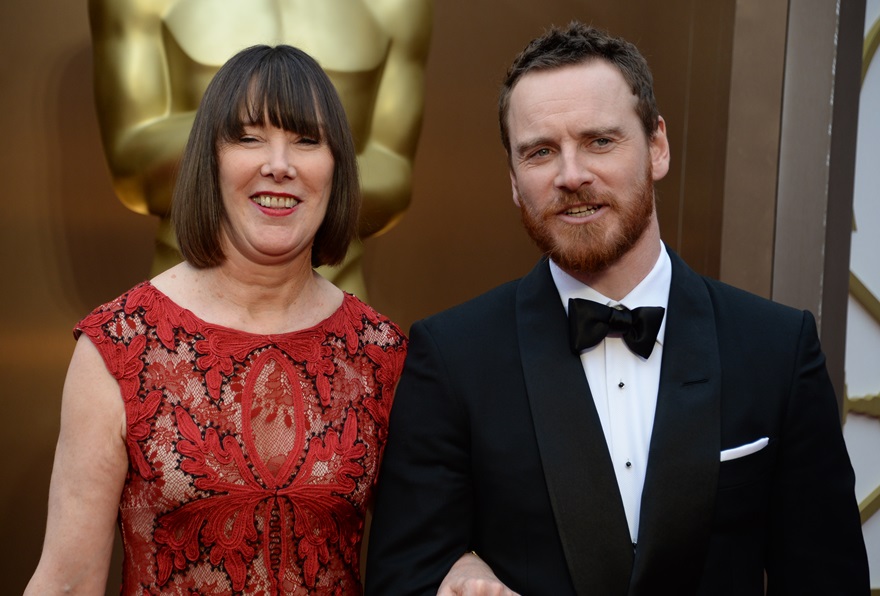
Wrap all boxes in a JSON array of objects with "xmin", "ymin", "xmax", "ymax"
[{"xmin": 75, "ymin": 282, "xmax": 407, "ymax": 595}]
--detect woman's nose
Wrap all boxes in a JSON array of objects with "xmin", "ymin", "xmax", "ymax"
[{"xmin": 260, "ymin": 143, "xmax": 295, "ymax": 181}]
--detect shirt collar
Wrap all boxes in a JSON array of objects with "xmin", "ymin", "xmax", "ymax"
[{"xmin": 549, "ymin": 242, "xmax": 672, "ymax": 344}]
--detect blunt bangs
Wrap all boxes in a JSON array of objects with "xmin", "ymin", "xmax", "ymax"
[{"xmin": 217, "ymin": 57, "xmax": 326, "ymax": 147}]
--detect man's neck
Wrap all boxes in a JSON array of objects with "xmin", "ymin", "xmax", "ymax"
[{"xmin": 562, "ymin": 225, "xmax": 663, "ymax": 301}]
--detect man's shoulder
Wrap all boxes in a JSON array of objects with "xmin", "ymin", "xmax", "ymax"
[
  {"xmin": 420, "ymin": 277, "xmax": 522, "ymax": 326},
  {"xmin": 703, "ymin": 275, "xmax": 800, "ymax": 313},
  {"xmin": 670, "ymin": 248, "xmax": 807, "ymax": 323},
  {"xmin": 408, "ymin": 274, "xmax": 535, "ymax": 347},
  {"xmin": 695, "ymin": 273, "xmax": 812, "ymax": 335}
]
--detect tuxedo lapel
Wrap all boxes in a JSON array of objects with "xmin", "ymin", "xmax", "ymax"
[
  {"xmin": 516, "ymin": 259, "xmax": 634, "ymax": 596},
  {"xmin": 629, "ymin": 250, "xmax": 721, "ymax": 594}
]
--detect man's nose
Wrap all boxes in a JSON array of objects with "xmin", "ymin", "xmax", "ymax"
[{"xmin": 554, "ymin": 149, "xmax": 595, "ymax": 192}]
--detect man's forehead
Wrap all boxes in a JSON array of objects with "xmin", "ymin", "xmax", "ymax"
[
  {"xmin": 508, "ymin": 62, "xmax": 637, "ymax": 129},
  {"xmin": 511, "ymin": 61, "xmax": 631, "ymax": 101}
]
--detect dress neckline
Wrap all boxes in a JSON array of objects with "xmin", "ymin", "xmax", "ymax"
[{"xmin": 139, "ymin": 280, "xmax": 354, "ymax": 339}]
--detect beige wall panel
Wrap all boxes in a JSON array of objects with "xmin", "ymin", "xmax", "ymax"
[{"xmin": 721, "ymin": 0, "xmax": 788, "ymax": 297}]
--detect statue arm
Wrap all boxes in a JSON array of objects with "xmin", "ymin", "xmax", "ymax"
[
  {"xmin": 89, "ymin": 0, "xmax": 193, "ymax": 218},
  {"xmin": 359, "ymin": 0, "xmax": 433, "ymax": 237}
]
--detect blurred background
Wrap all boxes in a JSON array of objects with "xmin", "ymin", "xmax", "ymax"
[{"xmin": 1, "ymin": 0, "xmax": 878, "ymax": 592}]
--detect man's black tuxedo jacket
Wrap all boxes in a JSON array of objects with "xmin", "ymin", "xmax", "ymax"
[{"xmin": 365, "ymin": 251, "xmax": 868, "ymax": 595}]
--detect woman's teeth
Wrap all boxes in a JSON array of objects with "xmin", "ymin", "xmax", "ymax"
[{"xmin": 252, "ymin": 195, "xmax": 298, "ymax": 209}]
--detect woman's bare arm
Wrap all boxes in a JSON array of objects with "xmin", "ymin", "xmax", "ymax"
[{"xmin": 25, "ymin": 336, "xmax": 129, "ymax": 595}]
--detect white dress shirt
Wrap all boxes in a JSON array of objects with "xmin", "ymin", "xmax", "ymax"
[{"xmin": 549, "ymin": 244, "xmax": 672, "ymax": 543}]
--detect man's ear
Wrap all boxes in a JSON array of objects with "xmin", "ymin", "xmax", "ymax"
[{"xmin": 650, "ymin": 116, "xmax": 671, "ymax": 182}]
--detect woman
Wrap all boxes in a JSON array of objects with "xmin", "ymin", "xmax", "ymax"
[{"xmin": 26, "ymin": 45, "xmax": 406, "ymax": 594}]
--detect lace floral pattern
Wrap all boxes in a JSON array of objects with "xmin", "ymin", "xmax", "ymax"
[{"xmin": 75, "ymin": 283, "xmax": 406, "ymax": 594}]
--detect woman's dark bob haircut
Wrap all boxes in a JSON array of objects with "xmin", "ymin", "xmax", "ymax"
[{"xmin": 171, "ymin": 44, "xmax": 359, "ymax": 269}]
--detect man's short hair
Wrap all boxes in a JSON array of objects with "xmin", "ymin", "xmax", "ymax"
[
  {"xmin": 172, "ymin": 44, "xmax": 360, "ymax": 269},
  {"xmin": 499, "ymin": 21, "xmax": 661, "ymax": 157}
]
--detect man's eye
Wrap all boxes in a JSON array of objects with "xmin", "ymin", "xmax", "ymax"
[
  {"xmin": 595, "ymin": 138, "xmax": 611, "ymax": 147},
  {"xmin": 530, "ymin": 148, "xmax": 551, "ymax": 158}
]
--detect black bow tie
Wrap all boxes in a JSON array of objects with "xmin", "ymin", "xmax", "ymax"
[{"xmin": 568, "ymin": 298, "xmax": 665, "ymax": 359}]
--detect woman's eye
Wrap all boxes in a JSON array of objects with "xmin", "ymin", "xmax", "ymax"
[
  {"xmin": 239, "ymin": 136, "xmax": 259, "ymax": 143},
  {"xmin": 297, "ymin": 136, "xmax": 320, "ymax": 145}
]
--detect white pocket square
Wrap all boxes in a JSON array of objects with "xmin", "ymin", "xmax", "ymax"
[{"xmin": 720, "ymin": 437, "xmax": 769, "ymax": 462}]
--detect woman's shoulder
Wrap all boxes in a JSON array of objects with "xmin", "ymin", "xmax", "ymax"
[
  {"xmin": 338, "ymin": 293, "xmax": 407, "ymax": 346},
  {"xmin": 74, "ymin": 277, "xmax": 204, "ymax": 346},
  {"xmin": 75, "ymin": 281, "xmax": 152, "ymax": 329}
]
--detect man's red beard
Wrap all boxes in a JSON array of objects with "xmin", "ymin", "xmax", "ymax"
[{"xmin": 518, "ymin": 165, "xmax": 655, "ymax": 274}]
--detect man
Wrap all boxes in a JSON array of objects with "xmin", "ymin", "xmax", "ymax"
[
  {"xmin": 365, "ymin": 22, "xmax": 869, "ymax": 595},
  {"xmin": 88, "ymin": 0, "xmax": 432, "ymax": 297}
]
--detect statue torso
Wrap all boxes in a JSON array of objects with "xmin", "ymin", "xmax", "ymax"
[{"xmin": 162, "ymin": 0, "xmax": 390, "ymax": 143}]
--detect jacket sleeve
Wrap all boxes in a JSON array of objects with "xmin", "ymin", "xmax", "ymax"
[
  {"xmin": 765, "ymin": 310, "xmax": 869, "ymax": 594},
  {"xmin": 365, "ymin": 319, "xmax": 474, "ymax": 595}
]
